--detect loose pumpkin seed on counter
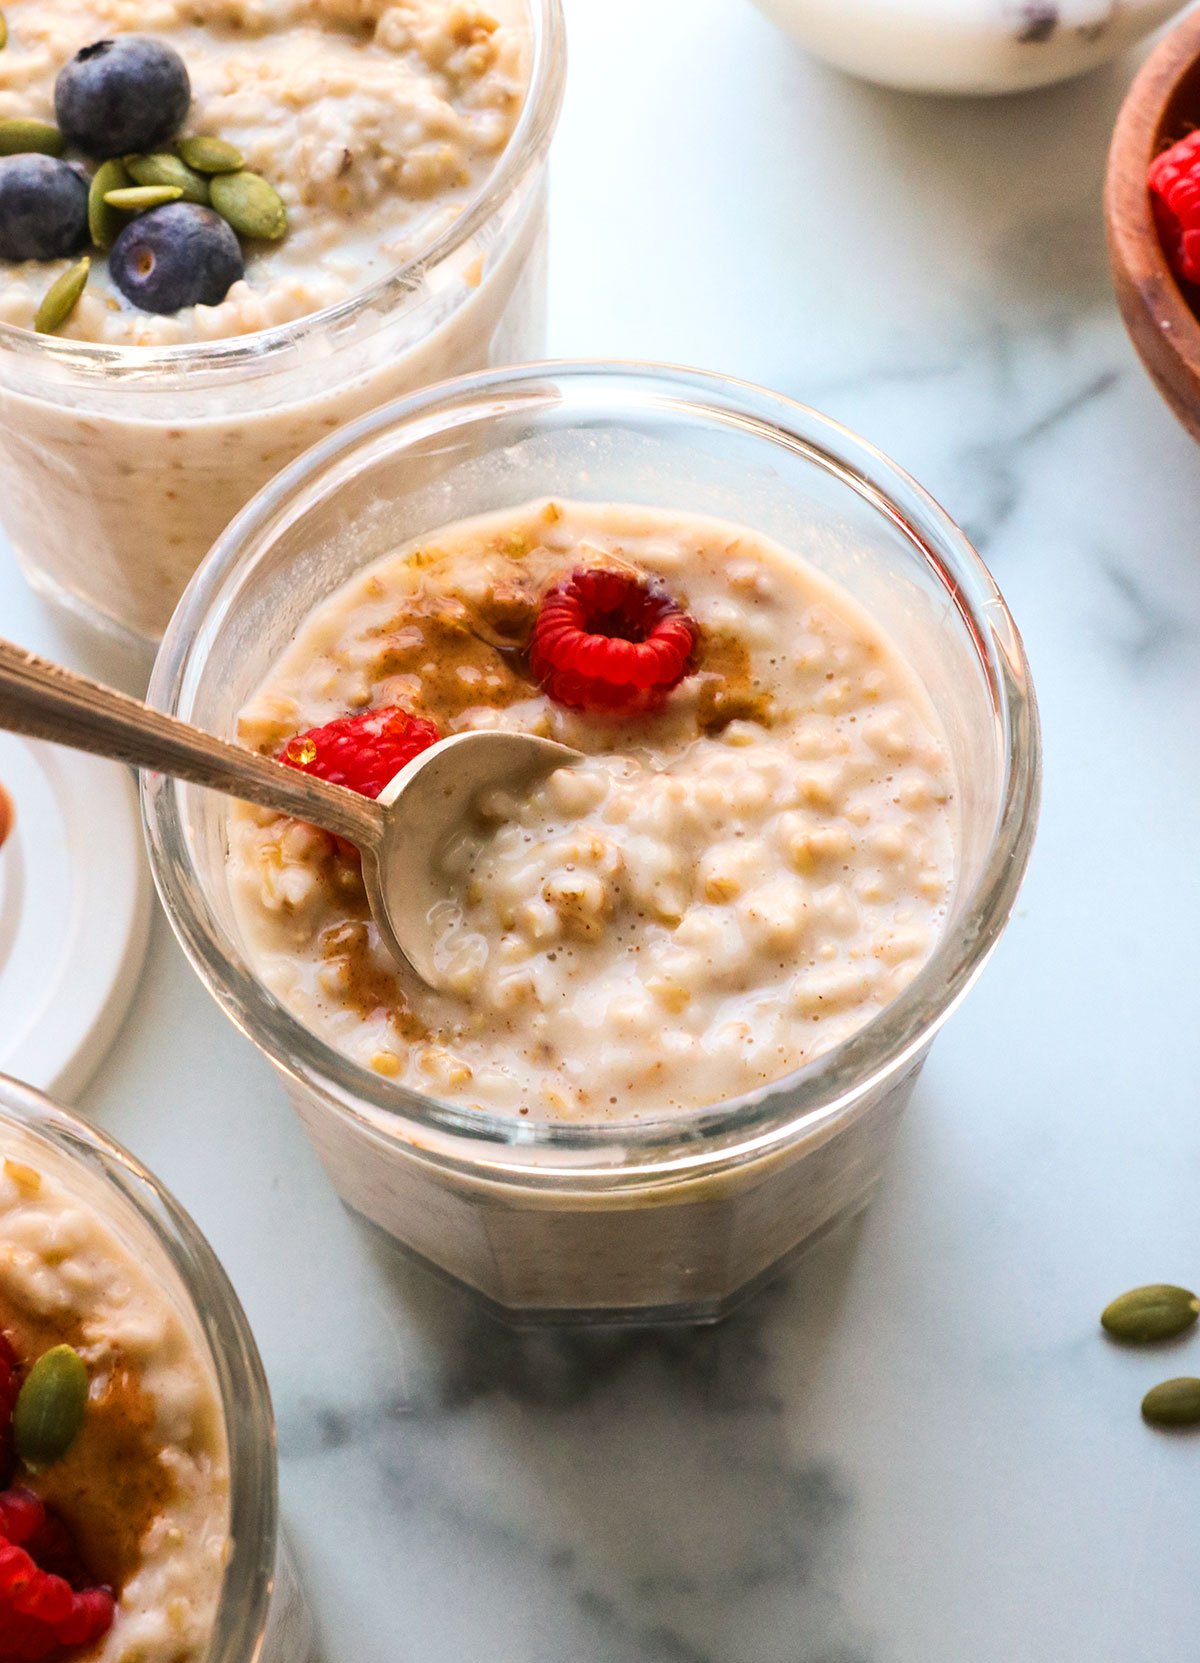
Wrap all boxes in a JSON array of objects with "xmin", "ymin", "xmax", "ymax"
[
  {"xmin": 209, "ymin": 169, "xmax": 287, "ymax": 241},
  {"xmin": 0, "ymin": 117, "xmax": 64, "ymax": 156},
  {"xmin": 1141, "ymin": 1377, "xmax": 1200, "ymax": 1429},
  {"xmin": 178, "ymin": 134, "xmax": 243, "ymax": 174},
  {"xmin": 33, "ymin": 254, "xmax": 88, "ymax": 334},
  {"xmin": 126, "ymin": 150, "xmax": 209, "ymax": 205},
  {"xmin": 1100, "ymin": 1284, "xmax": 1200, "ymax": 1345},
  {"xmin": 104, "ymin": 183, "xmax": 184, "ymax": 212}
]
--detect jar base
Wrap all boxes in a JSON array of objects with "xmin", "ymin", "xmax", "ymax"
[{"xmin": 345, "ymin": 1187, "xmax": 876, "ymax": 1330}]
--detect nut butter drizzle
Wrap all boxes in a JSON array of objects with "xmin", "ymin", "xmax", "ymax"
[{"xmin": 0, "ymin": 1285, "xmax": 169, "ymax": 1590}]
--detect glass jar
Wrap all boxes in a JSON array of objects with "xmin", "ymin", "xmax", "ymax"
[
  {"xmin": 144, "ymin": 362, "xmax": 1041, "ymax": 1326},
  {"xmin": 0, "ymin": 1071, "xmax": 314, "ymax": 1660},
  {"xmin": 0, "ymin": 0, "xmax": 565, "ymax": 649}
]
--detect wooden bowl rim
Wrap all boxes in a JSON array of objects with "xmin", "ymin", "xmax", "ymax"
[{"xmin": 1106, "ymin": 7, "xmax": 1200, "ymax": 375}]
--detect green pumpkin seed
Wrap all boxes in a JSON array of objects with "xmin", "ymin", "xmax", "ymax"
[
  {"xmin": 103, "ymin": 184, "xmax": 183, "ymax": 212},
  {"xmin": 126, "ymin": 151, "xmax": 209, "ymax": 206},
  {"xmin": 209, "ymin": 170, "xmax": 287, "ymax": 241},
  {"xmin": 13, "ymin": 1344, "xmax": 88, "ymax": 1463},
  {"xmin": 0, "ymin": 14, "xmax": 8, "ymax": 50},
  {"xmin": 34, "ymin": 257, "xmax": 89, "ymax": 335},
  {"xmin": 1141, "ymin": 1377, "xmax": 1200, "ymax": 1428},
  {"xmin": 1101, "ymin": 1283, "xmax": 1200, "ymax": 1345},
  {"xmin": 88, "ymin": 158, "xmax": 129, "ymax": 250},
  {"xmin": 177, "ymin": 135, "xmax": 244, "ymax": 175},
  {"xmin": 0, "ymin": 118, "xmax": 65, "ymax": 157}
]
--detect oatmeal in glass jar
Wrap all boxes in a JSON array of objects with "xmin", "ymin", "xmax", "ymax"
[{"xmin": 230, "ymin": 499, "xmax": 957, "ymax": 1121}]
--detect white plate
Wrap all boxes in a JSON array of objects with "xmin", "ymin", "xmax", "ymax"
[{"xmin": 0, "ymin": 734, "xmax": 151, "ymax": 1099}]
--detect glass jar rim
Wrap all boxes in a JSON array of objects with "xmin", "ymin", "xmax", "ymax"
[
  {"xmin": 0, "ymin": 0, "xmax": 565, "ymax": 382},
  {"xmin": 145, "ymin": 360, "xmax": 1042, "ymax": 1177},
  {"xmin": 0, "ymin": 1072, "xmax": 278, "ymax": 1662}
]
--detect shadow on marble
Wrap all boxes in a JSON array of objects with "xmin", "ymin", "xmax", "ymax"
[{"xmin": 316, "ymin": 1211, "xmax": 878, "ymax": 1663}]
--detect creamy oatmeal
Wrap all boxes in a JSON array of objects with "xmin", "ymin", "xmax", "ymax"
[
  {"xmin": 231, "ymin": 500, "xmax": 957, "ymax": 1120},
  {"xmin": 0, "ymin": 1150, "xmax": 228, "ymax": 1661},
  {"xmin": 0, "ymin": 0, "xmax": 527, "ymax": 342}
]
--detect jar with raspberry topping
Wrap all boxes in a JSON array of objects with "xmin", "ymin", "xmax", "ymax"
[
  {"xmin": 0, "ymin": 1073, "xmax": 313, "ymax": 1662},
  {"xmin": 144, "ymin": 362, "xmax": 1041, "ymax": 1326}
]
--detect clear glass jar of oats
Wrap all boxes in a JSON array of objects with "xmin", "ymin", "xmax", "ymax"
[
  {"xmin": 144, "ymin": 362, "xmax": 1041, "ymax": 1327},
  {"xmin": 0, "ymin": 1071, "xmax": 314, "ymax": 1660},
  {"xmin": 0, "ymin": 0, "xmax": 564, "ymax": 649}
]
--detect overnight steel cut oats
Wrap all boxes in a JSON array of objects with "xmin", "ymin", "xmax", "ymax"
[
  {"xmin": 0, "ymin": 0, "xmax": 528, "ymax": 340},
  {"xmin": 0, "ymin": 1151, "xmax": 228, "ymax": 1660},
  {"xmin": 0, "ymin": 0, "xmax": 558, "ymax": 639},
  {"xmin": 230, "ymin": 499, "xmax": 959, "ymax": 1121}
]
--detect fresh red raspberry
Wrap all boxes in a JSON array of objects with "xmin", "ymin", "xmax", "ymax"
[
  {"xmin": 0, "ymin": 1339, "xmax": 21, "ymax": 1486},
  {"xmin": 52, "ymin": 1590, "xmax": 115, "ymax": 1650},
  {"xmin": 1148, "ymin": 129, "xmax": 1200, "ymax": 286},
  {"xmin": 19, "ymin": 1514, "xmax": 85, "ymax": 1592},
  {"xmin": 0, "ymin": 1497, "xmax": 40, "ymax": 1552},
  {"xmin": 529, "ymin": 568, "xmax": 699, "ymax": 715},
  {"xmin": 280, "ymin": 706, "xmax": 441, "ymax": 799},
  {"xmin": 0, "ymin": 1492, "xmax": 114, "ymax": 1660}
]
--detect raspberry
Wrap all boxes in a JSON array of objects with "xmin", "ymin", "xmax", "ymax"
[
  {"xmin": 529, "ymin": 568, "xmax": 699, "ymax": 715},
  {"xmin": 1148, "ymin": 129, "xmax": 1200, "ymax": 286},
  {"xmin": 280, "ymin": 706, "xmax": 441, "ymax": 800},
  {"xmin": 0, "ymin": 1491, "xmax": 114, "ymax": 1660},
  {"xmin": 0, "ymin": 1497, "xmax": 39, "ymax": 1551},
  {"xmin": 52, "ymin": 1590, "xmax": 114, "ymax": 1649},
  {"xmin": 0, "ymin": 1339, "xmax": 21, "ymax": 1486}
]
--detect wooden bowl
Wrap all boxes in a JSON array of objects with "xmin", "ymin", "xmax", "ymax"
[{"xmin": 1107, "ymin": 8, "xmax": 1200, "ymax": 440}]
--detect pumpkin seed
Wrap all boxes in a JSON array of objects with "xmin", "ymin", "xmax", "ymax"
[
  {"xmin": 126, "ymin": 151, "xmax": 209, "ymax": 205},
  {"xmin": 34, "ymin": 257, "xmax": 89, "ymax": 335},
  {"xmin": 1101, "ymin": 1284, "xmax": 1200, "ymax": 1345},
  {"xmin": 13, "ymin": 1344, "xmax": 88, "ymax": 1463},
  {"xmin": 88, "ymin": 157, "xmax": 129, "ymax": 250},
  {"xmin": 1141, "ymin": 1377, "xmax": 1200, "ymax": 1428},
  {"xmin": 0, "ymin": 118, "xmax": 65, "ymax": 157},
  {"xmin": 103, "ymin": 184, "xmax": 183, "ymax": 212},
  {"xmin": 209, "ymin": 170, "xmax": 287, "ymax": 241},
  {"xmin": 177, "ymin": 135, "xmax": 244, "ymax": 175},
  {"xmin": 0, "ymin": 14, "xmax": 8, "ymax": 50}
]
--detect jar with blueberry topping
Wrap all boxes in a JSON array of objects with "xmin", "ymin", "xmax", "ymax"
[{"xmin": 0, "ymin": 0, "xmax": 564, "ymax": 647}]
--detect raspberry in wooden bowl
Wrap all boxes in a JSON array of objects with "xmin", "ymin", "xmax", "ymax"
[
  {"xmin": 0, "ymin": 1074, "xmax": 313, "ymax": 1662},
  {"xmin": 145, "ymin": 362, "xmax": 1041, "ymax": 1326},
  {"xmin": 1107, "ymin": 5, "xmax": 1200, "ymax": 441}
]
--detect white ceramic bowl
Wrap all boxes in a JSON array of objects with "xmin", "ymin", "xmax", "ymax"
[{"xmin": 748, "ymin": 0, "xmax": 1186, "ymax": 96}]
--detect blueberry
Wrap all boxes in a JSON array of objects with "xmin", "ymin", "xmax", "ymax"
[
  {"xmin": 0, "ymin": 154, "xmax": 87, "ymax": 261},
  {"xmin": 109, "ymin": 202, "xmax": 243, "ymax": 314},
  {"xmin": 55, "ymin": 36, "xmax": 190, "ymax": 160}
]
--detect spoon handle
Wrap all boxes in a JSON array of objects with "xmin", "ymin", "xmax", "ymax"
[{"xmin": 0, "ymin": 637, "xmax": 385, "ymax": 850}]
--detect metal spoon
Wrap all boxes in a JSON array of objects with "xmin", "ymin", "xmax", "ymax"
[{"xmin": 0, "ymin": 638, "xmax": 580, "ymax": 988}]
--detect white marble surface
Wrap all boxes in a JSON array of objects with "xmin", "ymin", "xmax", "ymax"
[{"xmin": 4, "ymin": 2, "xmax": 1200, "ymax": 1658}]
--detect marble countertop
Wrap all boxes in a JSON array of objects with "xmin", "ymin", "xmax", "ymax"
[{"xmin": 5, "ymin": 2, "xmax": 1200, "ymax": 1658}]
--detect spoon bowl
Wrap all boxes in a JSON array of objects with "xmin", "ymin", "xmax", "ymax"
[{"xmin": 366, "ymin": 730, "xmax": 582, "ymax": 986}]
